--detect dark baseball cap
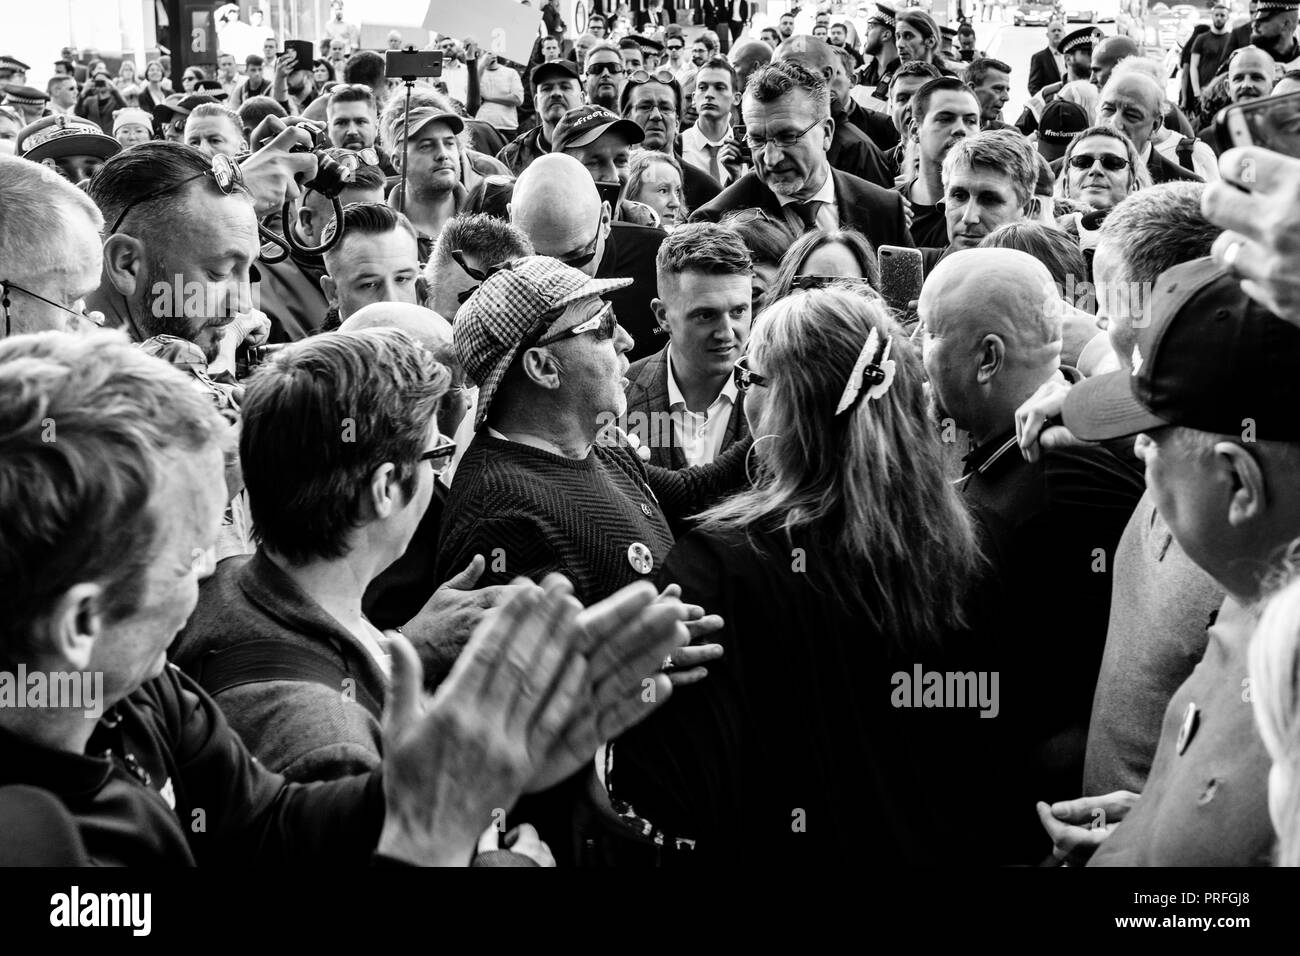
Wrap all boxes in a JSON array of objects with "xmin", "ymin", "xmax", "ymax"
[
  {"xmin": 531, "ymin": 59, "xmax": 581, "ymax": 90},
  {"xmin": 152, "ymin": 93, "xmax": 218, "ymax": 124},
  {"xmin": 1063, "ymin": 258, "xmax": 1300, "ymax": 443},
  {"xmin": 1037, "ymin": 99, "xmax": 1089, "ymax": 162},
  {"xmin": 454, "ymin": 256, "xmax": 632, "ymax": 430},
  {"xmin": 551, "ymin": 105, "xmax": 644, "ymax": 152}
]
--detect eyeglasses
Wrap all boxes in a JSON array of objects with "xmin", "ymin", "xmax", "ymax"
[
  {"xmin": 745, "ymin": 118, "xmax": 823, "ymax": 152},
  {"xmin": 1068, "ymin": 153, "xmax": 1130, "ymax": 172},
  {"xmin": 733, "ymin": 356, "xmax": 768, "ymax": 393},
  {"xmin": 419, "ymin": 435, "xmax": 457, "ymax": 476},
  {"xmin": 587, "ymin": 60, "xmax": 625, "ymax": 76},
  {"xmin": 535, "ymin": 302, "xmax": 618, "ymax": 346},
  {"xmin": 0, "ymin": 280, "xmax": 104, "ymax": 337},
  {"xmin": 553, "ymin": 209, "xmax": 604, "ymax": 271},
  {"xmin": 108, "ymin": 153, "xmax": 241, "ymax": 235}
]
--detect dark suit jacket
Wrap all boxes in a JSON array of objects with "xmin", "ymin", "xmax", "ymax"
[
  {"xmin": 690, "ymin": 167, "xmax": 915, "ymax": 252},
  {"xmin": 845, "ymin": 98, "xmax": 901, "ymax": 153},
  {"xmin": 680, "ymin": 158, "xmax": 722, "ymax": 212},
  {"xmin": 830, "ymin": 115, "xmax": 895, "ymax": 188},
  {"xmin": 1028, "ymin": 47, "xmax": 1063, "ymax": 97},
  {"xmin": 623, "ymin": 345, "xmax": 748, "ymax": 471}
]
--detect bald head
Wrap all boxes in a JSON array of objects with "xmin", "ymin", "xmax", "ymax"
[
  {"xmin": 920, "ymin": 249, "xmax": 1063, "ymax": 440},
  {"xmin": 774, "ymin": 35, "xmax": 848, "ymax": 106},
  {"xmin": 921, "ymin": 249, "xmax": 1061, "ymax": 366},
  {"xmin": 1091, "ymin": 35, "xmax": 1139, "ymax": 87},
  {"xmin": 510, "ymin": 153, "xmax": 604, "ymax": 263},
  {"xmin": 339, "ymin": 302, "xmax": 452, "ymax": 351},
  {"xmin": 731, "ymin": 39, "xmax": 773, "ymax": 88},
  {"xmin": 1228, "ymin": 46, "xmax": 1277, "ymax": 103}
]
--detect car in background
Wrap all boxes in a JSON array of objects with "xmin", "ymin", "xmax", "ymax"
[
  {"xmin": 1013, "ymin": 0, "xmax": 1062, "ymax": 25},
  {"xmin": 1064, "ymin": 0, "xmax": 1098, "ymax": 21}
]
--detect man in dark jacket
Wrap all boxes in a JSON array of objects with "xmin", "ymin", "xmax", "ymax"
[{"xmin": 690, "ymin": 61, "xmax": 913, "ymax": 250}]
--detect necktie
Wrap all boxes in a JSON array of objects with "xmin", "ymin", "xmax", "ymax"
[
  {"xmin": 796, "ymin": 200, "xmax": 823, "ymax": 232},
  {"xmin": 705, "ymin": 143, "xmax": 723, "ymax": 184}
]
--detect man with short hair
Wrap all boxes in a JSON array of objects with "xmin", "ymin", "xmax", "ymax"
[
  {"xmin": 920, "ymin": 247, "xmax": 1145, "ymax": 802},
  {"xmin": 729, "ymin": 38, "xmax": 774, "ymax": 95},
  {"xmin": 624, "ymin": 223, "xmax": 752, "ymax": 471},
  {"xmin": 774, "ymin": 35, "xmax": 896, "ymax": 184},
  {"xmin": 940, "ymin": 128, "xmax": 1040, "ymax": 254},
  {"xmin": 230, "ymin": 54, "xmax": 269, "ymax": 110},
  {"xmin": 475, "ymin": 50, "xmax": 525, "ymax": 141},
  {"xmin": 326, "ymin": 83, "xmax": 379, "ymax": 152},
  {"xmin": 1097, "ymin": 71, "xmax": 1203, "ymax": 184},
  {"xmin": 46, "ymin": 75, "xmax": 78, "ymax": 117},
  {"xmin": 1197, "ymin": 42, "xmax": 1282, "ymax": 161},
  {"xmin": 184, "ymin": 103, "xmax": 246, "ymax": 159},
  {"xmin": 691, "ymin": 60, "xmax": 912, "ymax": 251},
  {"xmin": 682, "ymin": 56, "xmax": 746, "ymax": 187},
  {"xmin": 512, "ymin": 153, "xmax": 667, "ymax": 360},
  {"xmin": 585, "ymin": 41, "xmax": 627, "ymax": 111},
  {"xmin": 778, "ymin": 11, "xmax": 796, "ymax": 40},
  {"xmin": 828, "ymin": 20, "xmax": 864, "ymax": 70},
  {"xmin": 541, "ymin": 36, "xmax": 562, "ymax": 63},
  {"xmin": 899, "ymin": 76, "xmax": 982, "ymax": 249},
  {"xmin": 885, "ymin": 60, "xmax": 942, "ymax": 172},
  {"xmin": 1246, "ymin": 0, "xmax": 1300, "ymax": 69},
  {"xmin": 620, "ymin": 37, "xmax": 647, "ymax": 74},
  {"xmin": 1190, "ymin": 3, "xmax": 1233, "ymax": 107},
  {"xmin": 425, "ymin": 213, "xmax": 535, "ymax": 326},
  {"xmin": 620, "ymin": 71, "xmax": 722, "ymax": 210},
  {"xmin": 1049, "ymin": 260, "xmax": 1300, "ymax": 867},
  {"xmin": 323, "ymin": 0, "xmax": 360, "ymax": 53},
  {"xmin": 1028, "ymin": 19, "xmax": 1067, "ymax": 95},
  {"xmin": 216, "ymin": 53, "xmax": 240, "ymax": 100},
  {"xmin": 575, "ymin": 33, "xmax": 600, "ymax": 71},
  {"xmin": 552, "ymin": 104, "xmax": 649, "ymax": 209},
  {"xmin": 957, "ymin": 21, "xmax": 983, "ymax": 63},
  {"xmin": 0, "ymin": 154, "xmax": 104, "ymax": 336},
  {"xmin": 499, "ymin": 60, "xmax": 585, "ymax": 175},
  {"xmin": 760, "ymin": 26, "xmax": 781, "ymax": 49},
  {"xmin": 320, "ymin": 203, "xmax": 422, "ymax": 324},
  {"xmin": 966, "ymin": 57, "xmax": 1014, "ymax": 129}
]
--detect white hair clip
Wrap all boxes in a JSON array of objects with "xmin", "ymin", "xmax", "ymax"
[{"xmin": 834, "ymin": 327, "xmax": 897, "ymax": 416}]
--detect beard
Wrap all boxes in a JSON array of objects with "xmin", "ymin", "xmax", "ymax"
[
  {"xmin": 414, "ymin": 171, "xmax": 456, "ymax": 203},
  {"xmin": 135, "ymin": 260, "xmax": 231, "ymax": 364},
  {"xmin": 1250, "ymin": 30, "xmax": 1284, "ymax": 52}
]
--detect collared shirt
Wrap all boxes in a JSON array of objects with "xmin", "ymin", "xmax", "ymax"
[
  {"xmin": 665, "ymin": 344, "xmax": 738, "ymax": 467},
  {"xmin": 774, "ymin": 170, "xmax": 838, "ymax": 233},
  {"xmin": 681, "ymin": 123, "xmax": 737, "ymax": 186}
]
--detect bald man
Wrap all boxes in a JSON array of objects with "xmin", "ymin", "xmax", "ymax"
[
  {"xmin": 1097, "ymin": 72, "xmax": 1203, "ymax": 184},
  {"xmin": 1090, "ymin": 35, "xmax": 1139, "ymax": 89},
  {"xmin": 729, "ymin": 39, "xmax": 772, "ymax": 91},
  {"xmin": 511, "ymin": 153, "xmax": 666, "ymax": 360},
  {"xmin": 773, "ymin": 36, "xmax": 896, "ymax": 186},
  {"xmin": 920, "ymin": 248, "xmax": 1146, "ymax": 803},
  {"xmin": 1198, "ymin": 46, "xmax": 1279, "ymax": 158}
]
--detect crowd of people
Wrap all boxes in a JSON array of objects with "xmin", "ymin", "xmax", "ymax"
[{"xmin": 2, "ymin": 0, "xmax": 1300, "ymax": 868}]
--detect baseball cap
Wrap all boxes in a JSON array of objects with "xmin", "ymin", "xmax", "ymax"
[
  {"xmin": 531, "ymin": 59, "xmax": 581, "ymax": 89},
  {"xmin": 454, "ymin": 256, "xmax": 632, "ymax": 430},
  {"xmin": 396, "ymin": 105, "xmax": 465, "ymax": 142},
  {"xmin": 551, "ymin": 105, "xmax": 644, "ymax": 152},
  {"xmin": 194, "ymin": 79, "xmax": 229, "ymax": 100},
  {"xmin": 16, "ymin": 114, "xmax": 121, "ymax": 163},
  {"xmin": 113, "ymin": 107, "xmax": 154, "ymax": 136},
  {"xmin": 152, "ymin": 93, "xmax": 218, "ymax": 125},
  {"xmin": 1037, "ymin": 99, "xmax": 1089, "ymax": 162},
  {"xmin": 1063, "ymin": 258, "xmax": 1300, "ymax": 443}
]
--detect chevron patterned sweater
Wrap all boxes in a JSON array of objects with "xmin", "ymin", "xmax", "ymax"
[{"xmin": 435, "ymin": 433, "xmax": 749, "ymax": 604}]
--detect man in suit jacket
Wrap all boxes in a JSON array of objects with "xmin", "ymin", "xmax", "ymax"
[
  {"xmin": 1028, "ymin": 20, "xmax": 1066, "ymax": 96},
  {"xmin": 1097, "ymin": 73, "xmax": 1204, "ymax": 186},
  {"xmin": 689, "ymin": 60, "xmax": 914, "ymax": 249},
  {"xmin": 623, "ymin": 223, "xmax": 751, "ymax": 475}
]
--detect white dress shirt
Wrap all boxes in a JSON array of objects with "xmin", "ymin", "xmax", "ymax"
[
  {"xmin": 682, "ymin": 123, "xmax": 739, "ymax": 185},
  {"xmin": 666, "ymin": 345, "xmax": 740, "ymax": 467}
]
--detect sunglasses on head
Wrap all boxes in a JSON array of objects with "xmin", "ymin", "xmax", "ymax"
[
  {"xmin": 627, "ymin": 68, "xmax": 678, "ymax": 85},
  {"xmin": 108, "ymin": 153, "xmax": 241, "ymax": 235},
  {"xmin": 1068, "ymin": 152, "xmax": 1129, "ymax": 172}
]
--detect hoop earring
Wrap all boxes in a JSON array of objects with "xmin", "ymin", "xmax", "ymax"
[{"xmin": 745, "ymin": 433, "xmax": 780, "ymax": 486}]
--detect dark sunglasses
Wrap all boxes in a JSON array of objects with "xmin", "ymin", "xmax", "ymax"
[
  {"xmin": 666, "ymin": 42, "xmax": 684, "ymax": 50},
  {"xmin": 733, "ymin": 355, "xmax": 768, "ymax": 393},
  {"xmin": 419, "ymin": 438, "xmax": 457, "ymax": 475},
  {"xmin": 108, "ymin": 153, "xmax": 241, "ymax": 235},
  {"xmin": 535, "ymin": 302, "xmax": 617, "ymax": 346},
  {"xmin": 452, "ymin": 251, "xmax": 522, "ymax": 304},
  {"xmin": 1068, "ymin": 153, "xmax": 1130, "ymax": 172},
  {"xmin": 587, "ymin": 60, "xmax": 625, "ymax": 76}
]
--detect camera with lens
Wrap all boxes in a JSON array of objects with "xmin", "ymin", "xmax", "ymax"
[{"xmin": 285, "ymin": 121, "xmax": 354, "ymax": 199}]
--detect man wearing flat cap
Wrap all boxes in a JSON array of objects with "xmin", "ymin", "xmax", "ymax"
[{"xmin": 16, "ymin": 113, "xmax": 121, "ymax": 185}]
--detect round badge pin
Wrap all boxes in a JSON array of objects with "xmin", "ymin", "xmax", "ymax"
[
  {"xmin": 627, "ymin": 542, "xmax": 653, "ymax": 575},
  {"xmin": 641, "ymin": 502, "xmax": 652, "ymax": 517}
]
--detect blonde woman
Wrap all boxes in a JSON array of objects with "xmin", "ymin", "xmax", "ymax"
[
  {"xmin": 611, "ymin": 287, "xmax": 1018, "ymax": 866},
  {"xmin": 1250, "ymin": 570, "xmax": 1300, "ymax": 866},
  {"xmin": 623, "ymin": 149, "xmax": 688, "ymax": 231}
]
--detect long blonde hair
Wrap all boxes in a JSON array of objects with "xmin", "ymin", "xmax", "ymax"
[
  {"xmin": 700, "ymin": 288, "xmax": 985, "ymax": 649},
  {"xmin": 1251, "ymin": 564, "xmax": 1300, "ymax": 866}
]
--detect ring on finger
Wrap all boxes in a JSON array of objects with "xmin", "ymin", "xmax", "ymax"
[{"xmin": 1223, "ymin": 238, "xmax": 1244, "ymax": 276}]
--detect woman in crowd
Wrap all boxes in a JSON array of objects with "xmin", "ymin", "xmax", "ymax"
[
  {"xmin": 115, "ymin": 59, "xmax": 138, "ymax": 90},
  {"xmin": 623, "ymin": 150, "xmax": 688, "ymax": 232},
  {"xmin": 312, "ymin": 58, "xmax": 336, "ymax": 90},
  {"xmin": 767, "ymin": 227, "xmax": 881, "ymax": 303},
  {"xmin": 1054, "ymin": 126, "xmax": 1151, "ymax": 246},
  {"xmin": 1250, "ymin": 571, "xmax": 1300, "ymax": 867},
  {"xmin": 181, "ymin": 65, "xmax": 206, "ymax": 94},
  {"xmin": 717, "ymin": 208, "xmax": 799, "ymax": 316},
  {"xmin": 610, "ymin": 287, "xmax": 1018, "ymax": 866},
  {"xmin": 137, "ymin": 59, "xmax": 169, "ymax": 112}
]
